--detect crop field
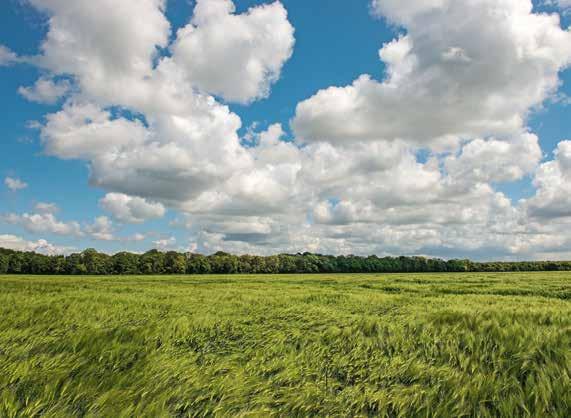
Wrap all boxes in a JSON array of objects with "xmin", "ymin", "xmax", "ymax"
[{"xmin": 0, "ymin": 273, "xmax": 570, "ymax": 417}]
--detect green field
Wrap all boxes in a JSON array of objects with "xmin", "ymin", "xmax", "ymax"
[{"xmin": 1, "ymin": 273, "xmax": 570, "ymax": 417}]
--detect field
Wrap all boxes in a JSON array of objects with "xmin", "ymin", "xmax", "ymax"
[{"xmin": 0, "ymin": 273, "xmax": 570, "ymax": 417}]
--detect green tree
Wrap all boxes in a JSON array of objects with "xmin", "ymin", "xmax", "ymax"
[
  {"xmin": 164, "ymin": 251, "xmax": 186, "ymax": 274},
  {"xmin": 186, "ymin": 254, "xmax": 211, "ymax": 274},
  {"xmin": 50, "ymin": 256, "xmax": 67, "ymax": 274},
  {"xmin": 82, "ymin": 249, "xmax": 111, "ymax": 275},
  {"xmin": 112, "ymin": 252, "xmax": 140, "ymax": 275},
  {"xmin": 209, "ymin": 252, "xmax": 239, "ymax": 274},
  {"xmin": 139, "ymin": 250, "xmax": 165, "ymax": 274},
  {"xmin": 8, "ymin": 252, "xmax": 25, "ymax": 274},
  {"xmin": 0, "ymin": 253, "xmax": 8, "ymax": 274},
  {"xmin": 264, "ymin": 255, "xmax": 280, "ymax": 274}
]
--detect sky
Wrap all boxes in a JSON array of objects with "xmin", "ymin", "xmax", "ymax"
[{"xmin": 0, "ymin": 0, "xmax": 570, "ymax": 260}]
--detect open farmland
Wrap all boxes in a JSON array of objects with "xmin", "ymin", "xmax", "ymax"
[{"xmin": 1, "ymin": 273, "xmax": 570, "ymax": 417}]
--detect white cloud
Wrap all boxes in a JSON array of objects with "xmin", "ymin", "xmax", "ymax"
[
  {"xmin": 313, "ymin": 200, "xmax": 374, "ymax": 226},
  {"xmin": 129, "ymin": 233, "xmax": 147, "ymax": 242},
  {"xmin": 171, "ymin": 0, "xmax": 294, "ymax": 103},
  {"xmin": 28, "ymin": 0, "xmax": 171, "ymax": 103},
  {"xmin": 18, "ymin": 78, "xmax": 71, "ymax": 104},
  {"xmin": 4, "ymin": 177, "xmax": 28, "ymax": 191},
  {"xmin": 6, "ymin": 0, "xmax": 571, "ymax": 260},
  {"xmin": 153, "ymin": 236, "xmax": 176, "ymax": 250},
  {"xmin": 29, "ymin": 0, "xmax": 289, "ymax": 210},
  {"xmin": 34, "ymin": 202, "xmax": 59, "ymax": 214},
  {"xmin": 0, "ymin": 45, "xmax": 18, "ymax": 66},
  {"xmin": 83, "ymin": 216, "xmax": 148, "ymax": 242},
  {"xmin": 442, "ymin": 47, "xmax": 472, "ymax": 63},
  {"xmin": 100, "ymin": 193, "xmax": 165, "ymax": 224},
  {"xmin": 0, "ymin": 234, "xmax": 73, "ymax": 255},
  {"xmin": 444, "ymin": 133, "xmax": 542, "ymax": 185},
  {"xmin": 3, "ymin": 212, "xmax": 82, "ymax": 237},
  {"xmin": 293, "ymin": 0, "xmax": 571, "ymax": 147},
  {"xmin": 40, "ymin": 101, "xmax": 150, "ymax": 160},
  {"xmin": 84, "ymin": 216, "xmax": 115, "ymax": 241},
  {"xmin": 524, "ymin": 140, "xmax": 571, "ymax": 219}
]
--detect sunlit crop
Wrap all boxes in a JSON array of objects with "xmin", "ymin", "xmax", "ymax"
[{"xmin": 1, "ymin": 273, "xmax": 570, "ymax": 417}]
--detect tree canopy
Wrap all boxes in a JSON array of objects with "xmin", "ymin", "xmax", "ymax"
[{"xmin": 1, "ymin": 247, "xmax": 570, "ymax": 275}]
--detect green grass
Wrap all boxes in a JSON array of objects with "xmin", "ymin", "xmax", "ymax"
[{"xmin": 0, "ymin": 272, "xmax": 570, "ymax": 417}]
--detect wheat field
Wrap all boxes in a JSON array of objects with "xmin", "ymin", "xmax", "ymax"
[{"xmin": 1, "ymin": 272, "xmax": 570, "ymax": 417}]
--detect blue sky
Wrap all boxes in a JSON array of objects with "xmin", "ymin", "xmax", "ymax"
[{"xmin": 1, "ymin": 0, "xmax": 570, "ymax": 259}]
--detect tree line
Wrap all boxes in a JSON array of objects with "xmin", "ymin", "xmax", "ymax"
[{"xmin": 1, "ymin": 247, "xmax": 571, "ymax": 275}]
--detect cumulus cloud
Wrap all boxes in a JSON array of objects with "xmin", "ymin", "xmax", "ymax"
[
  {"xmin": 100, "ymin": 193, "xmax": 166, "ymax": 224},
  {"xmin": 34, "ymin": 202, "xmax": 59, "ymax": 214},
  {"xmin": 1, "ymin": 209, "xmax": 143, "ymax": 243},
  {"xmin": 313, "ymin": 200, "xmax": 375, "ymax": 226},
  {"xmin": 5, "ymin": 0, "xmax": 571, "ymax": 259},
  {"xmin": 40, "ymin": 102, "xmax": 150, "ymax": 160},
  {"xmin": 28, "ymin": 0, "xmax": 171, "ymax": 102},
  {"xmin": 83, "ymin": 216, "xmax": 148, "ymax": 242},
  {"xmin": 171, "ymin": 0, "xmax": 294, "ymax": 103},
  {"xmin": 4, "ymin": 177, "xmax": 28, "ymax": 191},
  {"xmin": 84, "ymin": 216, "xmax": 115, "ymax": 241},
  {"xmin": 18, "ymin": 78, "xmax": 71, "ymax": 104},
  {"xmin": 444, "ymin": 133, "xmax": 542, "ymax": 185},
  {"xmin": 28, "ymin": 0, "xmax": 291, "ymax": 211},
  {"xmin": 193, "ymin": 215, "xmax": 277, "ymax": 245},
  {"xmin": 293, "ymin": 0, "xmax": 571, "ymax": 147},
  {"xmin": 3, "ymin": 212, "xmax": 82, "ymax": 237},
  {"xmin": 524, "ymin": 141, "xmax": 571, "ymax": 219},
  {"xmin": 129, "ymin": 233, "xmax": 147, "ymax": 242},
  {"xmin": 0, "ymin": 234, "xmax": 73, "ymax": 255},
  {"xmin": 0, "ymin": 45, "xmax": 18, "ymax": 66},
  {"xmin": 2, "ymin": 208, "xmax": 152, "ymax": 245},
  {"xmin": 153, "ymin": 236, "xmax": 176, "ymax": 250}
]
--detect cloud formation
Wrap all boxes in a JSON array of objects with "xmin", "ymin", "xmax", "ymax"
[
  {"xmin": 3, "ymin": 212, "xmax": 82, "ymax": 237},
  {"xmin": 171, "ymin": 0, "xmax": 295, "ymax": 103},
  {"xmin": 525, "ymin": 140, "xmax": 571, "ymax": 220},
  {"xmin": 294, "ymin": 0, "xmax": 571, "ymax": 147},
  {"xmin": 4, "ymin": 0, "xmax": 571, "ymax": 259},
  {"xmin": 84, "ymin": 216, "xmax": 115, "ymax": 241},
  {"xmin": 153, "ymin": 236, "xmax": 176, "ymax": 250},
  {"xmin": 18, "ymin": 78, "xmax": 71, "ymax": 104},
  {"xmin": 4, "ymin": 177, "xmax": 28, "ymax": 191},
  {"xmin": 100, "ymin": 193, "xmax": 166, "ymax": 224},
  {"xmin": 34, "ymin": 202, "xmax": 59, "ymax": 214},
  {"xmin": 0, "ymin": 234, "xmax": 72, "ymax": 255},
  {"xmin": 0, "ymin": 45, "xmax": 18, "ymax": 66}
]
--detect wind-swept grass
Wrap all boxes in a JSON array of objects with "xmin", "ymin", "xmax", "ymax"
[{"xmin": 1, "ymin": 272, "xmax": 570, "ymax": 417}]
